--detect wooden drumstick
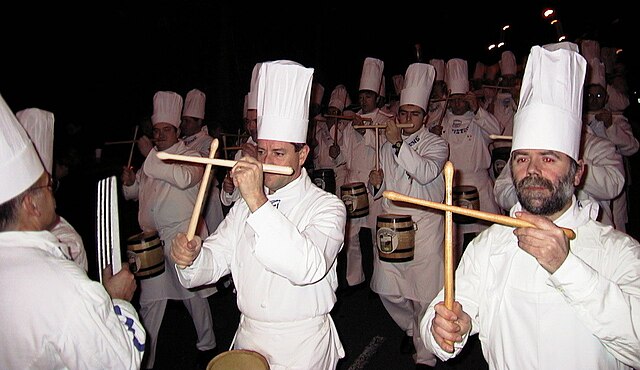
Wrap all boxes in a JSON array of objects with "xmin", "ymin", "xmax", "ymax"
[
  {"xmin": 155, "ymin": 152, "xmax": 294, "ymax": 175},
  {"xmin": 443, "ymin": 162, "xmax": 455, "ymax": 339},
  {"xmin": 180, "ymin": 139, "xmax": 218, "ymax": 269},
  {"xmin": 489, "ymin": 134, "xmax": 512, "ymax": 141},
  {"xmin": 375, "ymin": 127, "xmax": 380, "ymax": 171},
  {"xmin": 383, "ymin": 190, "xmax": 576, "ymax": 240},
  {"xmin": 127, "ymin": 125, "xmax": 139, "ymax": 168},
  {"xmin": 353, "ymin": 123, "xmax": 414, "ymax": 129}
]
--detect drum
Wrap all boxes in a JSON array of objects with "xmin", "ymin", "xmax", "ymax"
[
  {"xmin": 311, "ymin": 168, "xmax": 336, "ymax": 194},
  {"xmin": 126, "ymin": 231, "xmax": 165, "ymax": 279},
  {"xmin": 376, "ymin": 214, "xmax": 416, "ymax": 263},
  {"xmin": 340, "ymin": 182, "xmax": 369, "ymax": 219},
  {"xmin": 452, "ymin": 186, "xmax": 480, "ymax": 224},
  {"xmin": 491, "ymin": 146, "xmax": 511, "ymax": 178},
  {"xmin": 207, "ymin": 350, "xmax": 270, "ymax": 370}
]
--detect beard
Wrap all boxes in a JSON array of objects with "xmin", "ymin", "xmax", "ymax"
[{"xmin": 514, "ymin": 169, "xmax": 576, "ymax": 216}]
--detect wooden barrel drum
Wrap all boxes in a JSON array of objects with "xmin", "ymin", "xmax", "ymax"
[
  {"xmin": 340, "ymin": 182, "xmax": 369, "ymax": 219},
  {"xmin": 452, "ymin": 186, "xmax": 480, "ymax": 224},
  {"xmin": 311, "ymin": 168, "xmax": 336, "ymax": 194},
  {"xmin": 207, "ymin": 349, "xmax": 270, "ymax": 370},
  {"xmin": 491, "ymin": 146, "xmax": 511, "ymax": 178},
  {"xmin": 126, "ymin": 231, "xmax": 165, "ymax": 279},
  {"xmin": 376, "ymin": 214, "xmax": 416, "ymax": 263}
]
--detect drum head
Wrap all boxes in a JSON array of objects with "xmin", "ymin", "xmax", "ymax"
[{"xmin": 207, "ymin": 350, "xmax": 269, "ymax": 370}]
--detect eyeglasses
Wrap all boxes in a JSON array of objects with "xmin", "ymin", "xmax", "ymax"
[
  {"xmin": 587, "ymin": 92, "xmax": 604, "ymax": 99},
  {"xmin": 30, "ymin": 177, "xmax": 54, "ymax": 193}
]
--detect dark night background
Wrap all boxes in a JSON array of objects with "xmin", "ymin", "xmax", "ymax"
[{"xmin": 2, "ymin": 2, "xmax": 637, "ymax": 145}]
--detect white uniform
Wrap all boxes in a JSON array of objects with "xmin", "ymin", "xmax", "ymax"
[
  {"xmin": 313, "ymin": 120, "xmax": 347, "ymax": 196},
  {"xmin": 176, "ymin": 170, "xmax": 346, "ymax": 370},
  {"xmin": 370, "ymin": 126, "xmax": 448, "ymax": 366},
  {"xmin": 220, "ymin": 136, "xmax": 257, "ymax": 207},
  {"xmin": 0, "ymin": 231, "xmax": 145, "ymax": 369},
  {"xmin": 441, "ymin": 107, "xmax": 502, "ymax": 240},
  {"xmin": 420, "ymin": 198, "xmax": 640, "ymax": 369},
  {"xmin": 340, "ymin": 108, "xmax": 391, "ymax": 286},
  {"xmin": 183, "ymin": 128, "xmax": 225, "ymax": 234},
  {"xmin": 51, "ymin": 215, "xmax": 88, "ymax": 272},
  {"xmin": 494, "ymin": 130, "xmax": 625, "ymax": 227},
  {"xmin": 585, "ymin": 111, "xmax": 639, "ymax": 231},
  {"xmin": 123, "ymin": 141, "xmax": 216, "ymax": 368},
  {"xmin": 488, "ymin": 92, "xmax": 517, "ymax": 180},
  {"xmin": 425, "ymin": 100, "xmax": 446, "ymax": 130}
]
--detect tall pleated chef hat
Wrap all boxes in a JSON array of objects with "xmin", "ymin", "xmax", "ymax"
[
  {"xmin": 511, "ymin": 42, "xmax": 587, "ymax": 161},
  {"xmin": 500, "ymin": 50, "xmax": 517, "ymax": 76},
  {"xmin": 247, "ymin": 62, "xmax": 263, "ymax": 110},
  {"xmin": 257, "ymin": 60, "xmax": 314, "ymax": 143},
  {"xmin": 151, "ymin": 91, "xmax": 183, "ymax": 128},
  {"xmin": 16, "ymin": 108, "xmax": 54, "ymax": 175},
  {"xmin": 379, "ymin": 76, "xmax": 386, "ymax": 98},
  {"xmin": 183, "ymin": 89, "xmax": 205, "ymax": 119},
  {"xmin": 485, "ymin": 63, "xmax": 500, "ymax": 81},
  {"xmin": 392, "ymin": 75, "xmax": 404, "ymax": 95},
  {"xmin": 429, "ymin": 59, "xmax": 445, "ymax": 82},
  {"xmin": 587, "ymin": 58, "xmax": 606, "ymax": 88},
  {"xmin": 580, "ymin": 39, "xmax": 601, "ymax": 63},
  {"xmin": 0, "ymin": 94, "xmax": 44, "ymax": 205},
  {"xmin": 445, "ymin": 58, "xmax": 469, "ymax": 95},
  {"xmin": 311, "ymin": 82, "xmax": 325, "ymax": 106},
  {"xmin": 400, "ymin": 63, "xmax": 436, "ymax": 112},
  {"xmin": 473, "ymin": 61, "xmax": 486, "ymax": 80},
  {"xmin": 359, "ymin": 57, "xmax": 384, "ymax": 94},
  {"xmin": 328, "ymin": 84, "xmax": 351, "ymax": 111}
]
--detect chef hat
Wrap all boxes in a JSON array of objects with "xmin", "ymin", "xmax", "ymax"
[
  {"xmin": 311, "ymin": 82, "xmax": 325, "ymax": 106},
  {"xmin": 328, "ymin": 84, "xmax": 351, "ymax": 111},
  {"xmin": 445, "ymin": 58, "xmax": 469, "ymax": 95},
  {"xmin": 499, "ymin": 51, "xmax": 517, "ymax": 76},
  {"xmin": 587, "ymin": 58, "xmax": 606, "ymax": 88},
  {"xmin": 243, "ymin": 94, "xmax": 248, "ymax": 119},
  {"xmin": 473, "ymin": 61, "xmax": 486, "ymax": 80},
  {"xmin": 392, "ymin": 75, "xmax": 404, "ymax": 95},
  {"xmin": 151, "ymin": 91, "xmax": 183, "ymax": 128},
  {"xmin": 257, "ymin": 60, "xmax": 314, "ymax": 143},
  {"xmin": 512, "ymin": 42, "xmax": 587, "ymax": 161},
  {"xmin": 485, "ymin": 63, "xmax": 500, "ymax": 81},
  {"xmin": 16, "ymin": 108, "xmax": 54, "ymax": 175},
  {"xmin": 580, "ymin": 39, "xmax": 600, "ymax": 62},
  {"xmin": 0, "ymin": 94, "xmax": 44, "ymax": 205},
  {"xmin": 183, "ymin": 88, "xmax": 205, "ymax": 119},
  {"xmin": 359, "ymin": 57, "xmax": 384, "ymax": 94},
  {"xmin": 247, "ymin": 62, "xmax": 263, "ymax": 110},
  {"xmin": 600, "ymin": 47, "xmax": 616, "ymax": 74},
  {"xmin": 429, "ymin": 59, "xmax": 445, "ymax": 81},
  {"xmin": 400, "ymin": 63, "xmax": 436, "ymax": 112}
]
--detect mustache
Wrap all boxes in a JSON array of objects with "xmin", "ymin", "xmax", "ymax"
[{"xmin": 516, "ymin": 176, "xmax": 554, "ymax": 191}]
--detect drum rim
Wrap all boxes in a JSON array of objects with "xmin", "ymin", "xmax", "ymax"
[
  {"xmin": 208, "ymin": 349, "xmax": 269, "ymax": 368},
  {"xmin": 127, "ymin": 230, "xmax": 159, "ymax": 242}
]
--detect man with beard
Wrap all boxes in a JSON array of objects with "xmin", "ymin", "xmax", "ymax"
[{"xmin": 419, "ymin": 42, "xmax": 640, "ymax": 369}]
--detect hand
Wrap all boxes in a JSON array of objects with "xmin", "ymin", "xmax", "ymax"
[
  {"xmin": 240, "ymin": 142, "xmax": 258, "ymax": 159},
  {"xmin": 222, "ymin": 172, "xmax": 235, "ymax": 194},
  {"xmin": 352, "ymin": 115, "xmax": 367, "ymax": 136},
  {"xmin": 595, "ymin": 109, "xmax": 613, "ymax": 128},
  {"xmin": 430, "ymin": 301, "xmax": 472, "ymax": 353},
  {"xmin": 171, "ymin": 232, "xmax": 203, "ymax": 268},
  {"xmin": 102, "ymin": 262, "xmax": 137, "ymax": 301},
  {"xmin": 384, "ymin": 118, "xmax": 401, "ymax": 143},
  {"xmin": 231, "ymin": 156, "xmax": 267, "ymax": 212},
  {"xmin": 430, "ymin": 124, "xmax": 443, "ymax": 136},
  {"xmin": 369, "ymin": 169, "xmax": 383, "ymax": 188},
  {"xmin": 329, "ymin": 144, "xmax": 341, "ymax": 159},
  {"xmin": 137, "ymin": 135, "xmax": 153, "ymax": 157},
  {"xmin": 122, "ymin": 166, "xmax": 136, "ymax": 186},
  {"xmin": 513, "ymin": 211, "xmax": 569, "ymax": 274}
]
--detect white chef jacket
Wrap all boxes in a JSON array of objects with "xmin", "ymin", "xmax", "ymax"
[
  {"xmin": 0, "ymin": 231, "xmax": 145, "ymax": 369},
  {"xmin": 420, "ymin": 198, "xmax": 640, "ymax": 369},
  {"xmin": 425, "ymin": 100, "xmax": 446, "ymax": 130},
  {"xmin": 220, "ymin": 136, "xmax": 257, "ymax": 207},
  {"xmin": 123, "ymin": 141, "xmax": 206, "ymax": 302},
  {"xmin": 176, "ymin": 169, "xmax": 346, "ymax": 369},
  {"xmin": 370, "ymin": 126, "xmax": 449, "ymax": 302},
  {"xmin": 493, "ymin": 130, "xmax": 625, "ymax": 227},
  {"xmin": 51, "ymin": 215, "xmax": 88, "ymax": 272},
  {"xmin": 441, "ymin": 107, "xmax": 501, "ymax": 233}
]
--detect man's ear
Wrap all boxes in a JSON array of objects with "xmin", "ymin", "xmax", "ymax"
[
  {"xmin": 298, "ymin": 145, "xmax": 310, "ymax": 167},
  {"xmin": 574, "ymin": 159, "xmax": 586, "ymax": 186},
  {"xmin": 21, "ymin": 192, "xmax": 41, "ymax": 217}
]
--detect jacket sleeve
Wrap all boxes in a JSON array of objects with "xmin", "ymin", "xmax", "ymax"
[
  {"xmin": 143, "ymin": 149, "xmax": 204, "ymax": 189},
  {"xmin": 493, "ymin": 158, "xmax": 518, "ymax": 212},
  {"xmin": 395, "ymin": 134, "xmax": 449, "ymax": 185}
]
